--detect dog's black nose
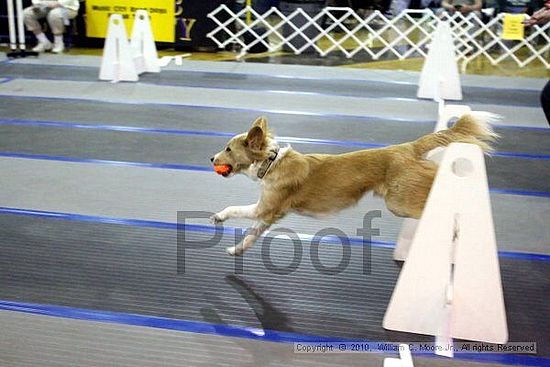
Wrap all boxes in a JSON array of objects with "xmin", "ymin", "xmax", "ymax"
[{"xmin": 210, "ymin": 157, "xmax": 214, "ymax": 163}]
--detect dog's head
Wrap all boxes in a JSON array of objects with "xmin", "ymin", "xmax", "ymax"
[{"xmin": 210, "ymin": 116, "xmax": 272, "ymax": 178}]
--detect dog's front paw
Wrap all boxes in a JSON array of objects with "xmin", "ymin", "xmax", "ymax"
[
  {"xmin": 226, "ymin": 245, "xmax": 244, "ymax": 256},
  {"xmin": 210, "ymin": 213, "xmax": 225, "ymax": 224}
]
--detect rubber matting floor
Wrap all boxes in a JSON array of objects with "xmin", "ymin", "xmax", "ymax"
[{"xmin": 0, "ymin": 54, "xmax": 548, "ymax": 367}]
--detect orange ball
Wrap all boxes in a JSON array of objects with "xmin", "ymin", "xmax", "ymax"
[{"xmin": 214, "ymin": 164, "xmax": 232, "ymax": 175}]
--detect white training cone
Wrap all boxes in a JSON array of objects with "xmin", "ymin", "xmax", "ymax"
[
  {"xmin": 99, "ymin": 14, "xmax": 138, "ymax": 82},
  {"xmin": 393, "ymin": 104, "xmax": 472, "ymax": 262},
  {"xmin": 417, "ymin": 21, "xmax": 462, "ymax": 101},
  {"xmin": 384, "ymin": 143, "xmax": 508, "ymax": 345},
  {"xmin": 130, "ymin": 10, "xmax": 160, "ymax": 74}
]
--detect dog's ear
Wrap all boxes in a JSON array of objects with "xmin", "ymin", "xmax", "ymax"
[
  {"xmin": 246, "ymin": 125, "xmax": 265, "ymax": 150},
  {"xmin": 251, "ymin": 116, "xmax": 268, "ymax": 131}
]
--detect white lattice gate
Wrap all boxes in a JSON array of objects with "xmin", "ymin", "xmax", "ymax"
[{"xmin": 207, "ymin": 6, "xmax": 550, "ymax": 69}]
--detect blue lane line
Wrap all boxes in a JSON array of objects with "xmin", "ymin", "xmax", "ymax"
[
  {"xmin": 1, "ymin": 152, "xmax": 549, "ymax": 198},
  {"xmin": 489, "ymin": 188, "xmax": 550, "ymax": 198},
  {"xmin": 0, "ymin": 94, "xmax": 548, "ymax": 131},
  {"xmin": 0, "ymin": 300, "xmax": 547, "ymax": 367},
  {"xmin": 491, "ymin": 152, "xmax": 550, "ymax": 160},
  {"xmin": 0, "ymin": 93, "xmax": 432, "ymax": 123},
  {"xmin": 0, "ymin": 300, "xmax": 335, "ymax": 343},
  {"xmin": 0, "ymin": 77, "xmax": 12, "ymax": 84},
  {"xmin": 142, "ymin": 75, "xmax": 538, "ymax": 107},
  {"xmin": 0, "ymin": 206, "xmax": 548, "ymax": 262},
  {"xmin": 493, "ymin": 125, "xmax": 550, "ymax": 132},
  {"xmin": 0, "ymin": 118, "xmax": 548, "ymax": 160},
  {"xmin": 3, "ymin": 73, "xmax": 427, "ymax": 103},
  {"xmin": 0, "ymin": 118, "xmax": 236, "ymax": 138},
  {"xmin": 0, "ymin": 206, "xmax": 408, "ymax": 250},
  {"xmin": 0, "ymin": 152, "xmax": 212, "ymax": 172}
]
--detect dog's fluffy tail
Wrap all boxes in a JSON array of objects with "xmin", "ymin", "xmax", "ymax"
[{"xmin": 413, "ymin": 112, "xmax": 500, "ymax": 157}]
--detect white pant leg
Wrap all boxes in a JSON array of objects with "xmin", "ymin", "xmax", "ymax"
[
  {"xmin": 46, "ymin": 7, "xmax": 77, "ymax": 35},
  {"xmin": 23, "ymin": 6, "xmax": 48, "ymax": 32}
]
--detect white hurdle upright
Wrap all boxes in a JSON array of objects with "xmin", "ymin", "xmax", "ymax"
[
  {"xmin": 394, "ymin": 22, "xmax": 468, "ymax": 262},
  {"xmin": 130, "ymin": 10, "xmax": 160, "ymax": 74},
  {"xmin": 100, "ymin": 10, "xmax": 162, "ymax": 82},
  {"xmin": 417, "ymin": 21, "xmax": 462, "ymax": 101},
  {"xmin": 384, "ymin": 344, "xmax": 415, "ymax": 367},
  {"xmin": 393, "ymin": 104, "xmax": 471, "ymax": 262},
  {"xmin": 384, "ymin": 141, "xmax": 508, "ymax": 356},
  {"xmin": 388, "ymin": 27, "xmax": 506, "ymax": 355},
  {"xmin": 99, "ymin": 14, "xmax": 138, "ymax": 82},
  {"xmin": 6, "ymin": 0, "xmax": 38, "ymax": 58}
]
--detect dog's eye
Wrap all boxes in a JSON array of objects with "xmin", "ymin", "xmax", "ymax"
[{"xmin": 225, "ymin": 147, "xmax": 231, "ymax": 152}]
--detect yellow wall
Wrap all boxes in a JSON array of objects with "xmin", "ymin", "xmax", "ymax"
[{"xmin": 86, "ymin": 0, "xmax": 175, "ymax": 42}]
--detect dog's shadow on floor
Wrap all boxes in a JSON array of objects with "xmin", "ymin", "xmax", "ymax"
[{"xmin": 200, "ymin": 275, "xmax": 295, "ymax": 366}]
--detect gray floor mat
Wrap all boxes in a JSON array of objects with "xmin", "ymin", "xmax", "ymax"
[
  {"xmin": 0, "ymin": 63, "xmax": 541, "ymax": 107},
  {"xmin": 0, "ymin": 311, "xmax": 515, "ymax": 367},
  {"xmin": 11, "ymin": 54, "xmax": 547, "ymax": 91},
  {"xmin": 0, "ymin": 56, "xmax": 548, "ymax": 367},
  {"xmin": 0, "ymin": 78, "xmax": 546, "ymax": 127},
  {"xmin": 0, "ymin": 157, "xmax": 548, "ymax": 255},
  {"xmin": 0, "ymin": 124, "xmax": 548, "ymax": 193},
  {"xmin": 0, "ymin": 214, "xmax": 548, "ymax": 356},
  {"xmin": 0, "ymin": 97, "xmax": 548, "ymax": 156}
]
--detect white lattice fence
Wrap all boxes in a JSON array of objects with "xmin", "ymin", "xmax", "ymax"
[{"xmin": 207, "ymin": 6, "xmax": 549, "ymax": 69}]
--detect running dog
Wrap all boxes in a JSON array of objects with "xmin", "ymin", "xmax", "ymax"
[{"xmin": 210, "ymin": 113, "xmax": 498, "ymax": 256}]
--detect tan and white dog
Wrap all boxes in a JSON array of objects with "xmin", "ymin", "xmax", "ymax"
[{"xmin": 210, "ymin": 113, "xmax": 497, "ymax": 256}]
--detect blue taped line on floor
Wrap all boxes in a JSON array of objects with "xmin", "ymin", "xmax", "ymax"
[
  {"xmin": 0, "ymin": 296, "xmax": 548, "ymax": 366},
  {"xmin": 0, "ymin": 152, "xmax": 548, "ymax": 198},
  {"xmin": 0, "ymin": 118, "xmax": 548, "ymax": 160},
  {"xmin": 0, "ymin": 206, "xmax": 548, "ymax": 262}
]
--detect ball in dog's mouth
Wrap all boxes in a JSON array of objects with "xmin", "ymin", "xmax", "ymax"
[{"xmin": 214, "ymin": 164, "xmax": 232, "ymax": 177}]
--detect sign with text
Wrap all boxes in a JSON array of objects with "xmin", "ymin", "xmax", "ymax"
[
  {"xmin": 502, "ymin": 13, "xmax": 525, "ymax": 40},
  {"xmin": 86, "ymin": 0, "xmax": 175, "ymax": 42}
]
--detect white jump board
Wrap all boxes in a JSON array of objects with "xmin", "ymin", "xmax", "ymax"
[{"xmin": 384, "ymin": 143, "xmax": 508, "ymax": 344}]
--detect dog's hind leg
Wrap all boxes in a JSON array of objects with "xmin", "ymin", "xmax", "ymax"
[
  {"xmin": 210, "ymin": 203, "xmax": 258, "ymax": 224},
  {"xmin": 227, "ymin": 221, "xmax": 270, "ymax": 256},
  {"xmin": 384, "ymin": 159, "xmax": 436, "ymax": 219}
]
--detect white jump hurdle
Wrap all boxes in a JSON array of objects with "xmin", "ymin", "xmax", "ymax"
[
  {"xmin": 384, "ymin": 19, "xmax": 507, "ymax": 361},
  {"xmin": 384, "ymin": 142, "xmax": 508, "ymax": 355},
  {"xmin": 394, "ymin": 23, "xmax": 469, "ymax": 263},
  {"xmin": 100, "ymin": 11, "xmax": 160, "ymax": 83},
  {"xmin": 393, "ymin": 104, "xmax": 471, "ymax": 262},
  {"xmin": 417, "ymin": 21, "xmax": 462, "ymax": 101},
  {"xmin": 99, "ymin": 14, "xmax": 138, "ymax": 82},
  {"xmin": 131, "ymin": 10, "xmax": 160, "ymax": 74}
]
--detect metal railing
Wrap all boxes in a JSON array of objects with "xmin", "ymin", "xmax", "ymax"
[{"xmin": 207, "ymin": 6, "xmax": 550, "ymax": 69}]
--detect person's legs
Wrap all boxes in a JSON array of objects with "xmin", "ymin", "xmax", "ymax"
[
  {"xmin": 47, "ymin": 7, "xmax": 77, "ymax": 53},
  {"xmin": 23, "ymin": 6, "xmax": 47, "ymax": 34},
  {"xmin": 541, "ymin": 80, "xmax": 550, "ymax": 125},
  {"xmin": 23, "ymin": 6, "xmax": 52, "ymax": 51}
]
